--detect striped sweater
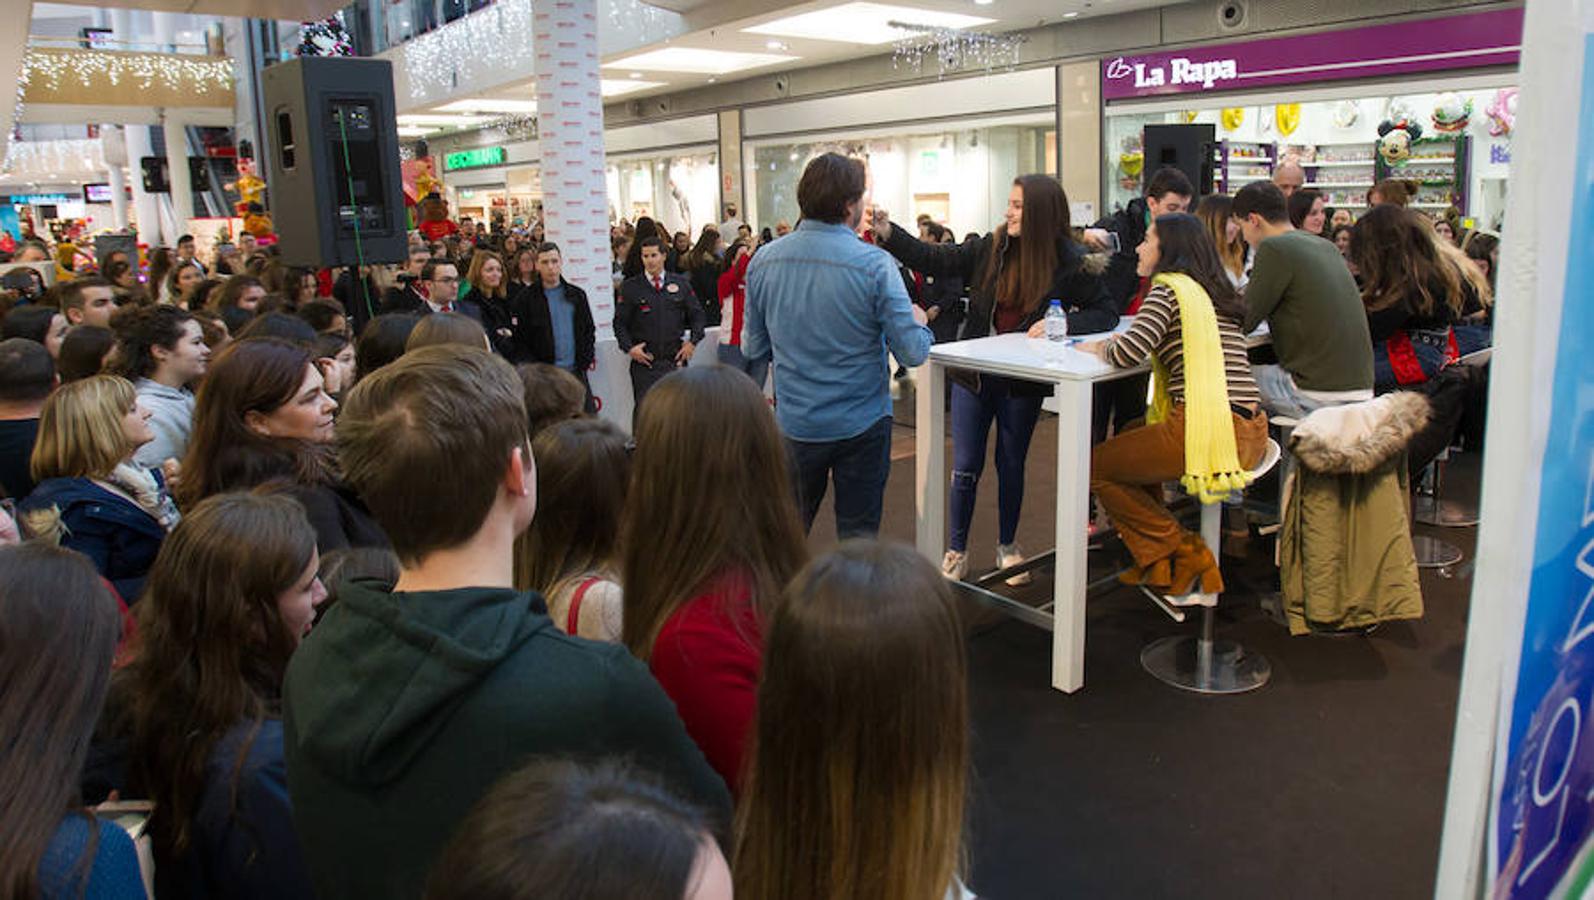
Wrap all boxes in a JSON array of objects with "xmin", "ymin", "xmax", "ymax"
[{"xmin": 1101, "ymin": 283, "xmax": 1261, "ymax": 406}]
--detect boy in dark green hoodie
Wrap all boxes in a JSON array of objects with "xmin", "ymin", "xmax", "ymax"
[{"xmin": 282, "ymin": 346, "xmax": 730, "ymax": 900}]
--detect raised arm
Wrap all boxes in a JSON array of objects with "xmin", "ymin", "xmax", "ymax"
[{"xmin": 876, "ymin": 213, "xmax": 988, "ymax": 282}]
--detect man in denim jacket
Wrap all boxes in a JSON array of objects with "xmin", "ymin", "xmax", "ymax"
[{"xmin": 744, "ymin": 153, "xmax": 932, "ymax": 538}]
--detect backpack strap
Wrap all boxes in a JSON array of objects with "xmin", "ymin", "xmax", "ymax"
[{"xmin": 566, "ymin": 577, "xmax": 603, "ymax": 634}]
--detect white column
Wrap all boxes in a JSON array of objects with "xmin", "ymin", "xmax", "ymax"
[
  {"xmin": 533, "ymin": 0, "xmax": 613, "ymax": 341},
  {"xmin": 125, "ymin": 125, "xmax": 164, "ymax": 246},
  {"xmin": 151, "ymin": 11, "xmax": 176, "ymax": 51},
  {"xmin": 106, "ymin": 161, "xmax": 129, "ymax": 230},
  {"xmin": 163, "ymin": 117, "xmax": 195, "ymax": 233}
]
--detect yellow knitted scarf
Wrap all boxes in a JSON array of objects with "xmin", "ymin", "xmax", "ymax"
[{"xmin": 1144, "ymin": 272, "xmax": 1251, "ymax": 504}]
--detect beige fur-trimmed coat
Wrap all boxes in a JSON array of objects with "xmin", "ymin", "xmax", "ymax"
[{"xmin": 1279, "ymin": 391, "xmax": 1430, "ymax": 635}]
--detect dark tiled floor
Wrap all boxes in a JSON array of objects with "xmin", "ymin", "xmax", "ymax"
[{"xmin": 802, "ymin": 393, "xmax": 1475, "ymax": 900}]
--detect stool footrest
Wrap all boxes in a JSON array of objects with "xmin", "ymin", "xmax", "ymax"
[{"xmin": 1141, "ymin": 633, "xmax": 1271, "ymax": 694}]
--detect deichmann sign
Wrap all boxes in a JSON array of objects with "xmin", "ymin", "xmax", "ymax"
[
  {"xmin": 1100, "ymin": 8, "xmax": 1523, "ymax": 101},
  {"xmin": 443, "ymin": 146, "xmax": 506, "ymax": 171}
]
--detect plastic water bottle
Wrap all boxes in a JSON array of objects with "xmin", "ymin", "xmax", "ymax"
[{"xmin": 1044, "ymin": 299, "xmax": 1068, "ymax": 343}]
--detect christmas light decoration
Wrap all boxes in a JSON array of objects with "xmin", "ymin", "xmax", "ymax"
[
  {"xmin": 2, "ymin": 139, "xmax": 107, "ymax": 178},
  {"xmin": 403, "ymin": 0, "xmax": 534, "ymax": 102},
  {"xmin": 890, "ymin": 22, "xmax": 1023, "ymax": 78},
  {"xmin": 17, "ymin": 48, "xmax": 234, "ymax": 94}
]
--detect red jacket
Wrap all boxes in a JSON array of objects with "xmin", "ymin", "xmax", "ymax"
[
  {"xmin": 716, "ymin": 252, "xmax": 751, "ymax": 347},
  {"xmin": 648, "ymin": 571, "xmax": 762, "ymax": 793}
]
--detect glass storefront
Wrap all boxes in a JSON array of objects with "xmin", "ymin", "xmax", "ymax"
[
  {"xmin": 604, "ymin": 149, "xmax": 720, "ymax": 239},
  {"xmin": 1104, "ymin": 82, "xmax": 1515, "ymax": 229},
  {"xmin": 746, "ymin": 114, "xmax": 1056, "ymax": 239}
]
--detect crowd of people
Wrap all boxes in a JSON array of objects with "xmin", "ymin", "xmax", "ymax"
[{"xmin": 0, "ymin": 144, "xmax": 1496, "ymax": 899}]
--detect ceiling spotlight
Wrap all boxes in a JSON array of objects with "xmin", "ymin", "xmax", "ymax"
[
  {"xmin": 629, "ymin": 71, "xmax": 644, "ymax": 78},
  {"xmin": 974, "ymin": 0, "xmax": 995, "ymax": 5},
  {"xmin": 707, "ymin": 76, "xmax": 718, "ymax": 83},
  {"xmin": 1062, "ymin": 10, "xmax": 1078, "ymax": 17},
  {"xmin": 765, "ymin": 40, "xmax": 788, "ymax": 50}
]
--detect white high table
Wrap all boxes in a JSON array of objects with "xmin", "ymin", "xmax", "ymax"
[{"xmin": 915, "ymin": 329, "xmax": 1147, "ymax": 694}]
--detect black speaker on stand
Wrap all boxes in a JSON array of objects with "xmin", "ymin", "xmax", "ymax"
[
  {"xmin": 261, "ymin": 57, "xmax": 407, "ymax": 268},
  {"xmin": 1143, "ymin": 124, "xmax": 1216, "ymax": 196}
]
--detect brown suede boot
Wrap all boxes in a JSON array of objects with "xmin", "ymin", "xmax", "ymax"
[
  {"xmin": 1118, "ymin": 555, "xmax": 1173, "ymax": 591},
  {"xmin": 1166, "ymin": 535, "xmax": 1224, "ymax": 596}
]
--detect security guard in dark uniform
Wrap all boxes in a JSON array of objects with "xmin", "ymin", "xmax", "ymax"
[{"xmin": 614, "ymin": 236, "xmax": 706, "ymax": 422}]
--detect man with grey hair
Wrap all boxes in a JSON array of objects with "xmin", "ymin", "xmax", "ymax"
[{"xmin": 1273, "ymin": 158, "xmax": 1306, "ymax": 198}]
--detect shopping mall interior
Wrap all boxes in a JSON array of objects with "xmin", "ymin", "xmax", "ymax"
[{"xmin": 1, "ymin": 0, "xmax": 1586, "ymax": 898}]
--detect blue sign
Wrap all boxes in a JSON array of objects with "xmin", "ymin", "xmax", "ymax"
[
  {"xmin": 1492, "ymin": 33, "xmax": 1594, "ymax": 899},
  {"xmin": 3, "ymin": 193, "xmax": 72, "ymax": 204}
]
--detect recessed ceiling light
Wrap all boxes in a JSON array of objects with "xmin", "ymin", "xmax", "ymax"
[
  {"xmin": 743, "ymin": 2, "xmax": 995, "ymax": 45},
  {"xmin": 437, "ymin": 99, "xmax": 539, "ymax": 114},
  {"xmin": 765, "ymin": 40, "xmax": 788, "ymax": 50},
  {"xmin": 707, "ymin": 76, "xmax": 718, "ymax": 83},
  {"xmin": 974, "ymin": 0, "xmax": 994, "ymax": 5},
  {"xmin": 1062, "ymin": 11, "xmax": 1078, "ymax": 17},
  {"xmin": 605, "ymin": 47, "xmax": 798, "ymax": 75},
  {"xmin": 600, "ymin": 78, "xmax": 667, "ymax": 97},
  {"xmin": 629, "ymin": 71, "xmax": 643, "ymax": 78}
]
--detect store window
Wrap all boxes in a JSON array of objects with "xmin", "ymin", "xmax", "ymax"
[
  {"xmin": 747, "ymin": 117, "xmax": 1056, "ymax": 240},
  {"xmin": 1104, "ymin": 85, "xmax": 1516, "ymax": 230},
  {"xmin": 604, "ymin": 150, "xmax": 719, "ymax": 240}
]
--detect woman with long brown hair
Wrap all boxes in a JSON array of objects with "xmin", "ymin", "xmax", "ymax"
[
  {"xmin": 620, "ymin": 365, "xmax": 807, "ymax": 792},
  {"xmin": 178, "ymin": 337, "xmax": 386, "ymax": 552},
  {"xmin": 1085, "ymin": 213, "xmax": 1266, "ymax": 596},
  {"xmin": 1195, "ymin": 194, "xmax": 1248, "ymax": 290},
  {"xmin": 681, "ymin": 226, "xmax": 723, "ymax": 325},
  {"xmin": 1348, "ymin": 204, "xmax": 1468, "ymax": 392},
  {"xmin": 872, "ymin": 174, "xmax": 1115, "ymax": 580},
  {"xmin": 734, "ymin": 540, "xmax": 971, "ymax": 900},
  {"xmin": 0, "ymin": 543, "xmax": 143, "ymax": 899},
  {"xmin": 128, "ymin": 492, "xmax": 322, "ymax": 898},
  {"xmin": 515, "ymin": 417, "xmax": 629, "ymax": 641}
]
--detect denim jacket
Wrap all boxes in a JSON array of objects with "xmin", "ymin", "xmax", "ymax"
[{"xmin": 744, "ymin": 220, "xmax": 932, "ymax": 442}]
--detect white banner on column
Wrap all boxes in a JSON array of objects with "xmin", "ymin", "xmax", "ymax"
[{"xmin": 533, "ymin": 0, "xmax": 614, "ymax": 347}]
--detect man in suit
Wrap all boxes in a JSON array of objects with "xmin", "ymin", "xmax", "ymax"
[
  {"xmin": 614, "ymin": 236, "xmax": 704, "ymax": 423},
  {"xmin": 383, "ymin": 260, "xmax": 483, "ymax": 323},
  {"xmin": 509, "ymin": 242, "xmax": 597, "ymax": 411},
  {"xmin": 380, "ymin": 246, "xmax": 432, "ymax": 315}
]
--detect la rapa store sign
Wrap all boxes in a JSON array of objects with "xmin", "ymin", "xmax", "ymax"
[{"xmin": 1101, "ymin": 8, "xmax": 1523, "ymax": 101}]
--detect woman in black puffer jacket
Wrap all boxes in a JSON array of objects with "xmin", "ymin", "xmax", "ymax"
[{"xmin": 875, "ymin": 174, "xmax": 1114, "ymax": 582}]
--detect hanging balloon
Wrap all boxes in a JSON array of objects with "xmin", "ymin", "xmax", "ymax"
[
  {"xmin": 1275, "ymin": 103, "xmax": 1301, "ymax": 137},
  {"xmin": 1221, "ymin": 107, "xmax": 1245, "ymax": 131},
  {"xmin": 1332, "ymin": 100, "xmax": 1360, "ymax": 130},
  {"xmin": 1119, "ymin": 150, "xmax": 1144, "ymax": 180}
]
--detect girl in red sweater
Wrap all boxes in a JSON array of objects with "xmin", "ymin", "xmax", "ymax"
[{"xmin": 620, "ymin": 366, "xmax": 808, "ymax": 793}]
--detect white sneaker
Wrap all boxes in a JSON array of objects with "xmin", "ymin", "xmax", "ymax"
[
  {"xmin": 997, "ymin": 543, "xmax": 1033, "ymax": 586},
  {"xmin": 941, "ymin": 550, "xmax": 968, "ymax": 581}
]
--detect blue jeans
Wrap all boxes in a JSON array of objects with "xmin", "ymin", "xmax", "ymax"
[
  {"xmin": 949, "ymin": 378, "xmax": 1043, "ymax": 552},
  {"xmin": 717, "ymin": 343, "xmax": 770, "ymax": 392},
  {"xmin": 788, "ymin": 416, "xmax": 893, "ymax": 539}
]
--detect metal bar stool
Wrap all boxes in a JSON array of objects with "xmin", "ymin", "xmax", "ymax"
[
  {"xmin": 1413, "ymin": 347, "xmax": 1492, "ymax": 530},
  {"xmin": 1140, "ymin": 439, "xmax": 1282, "ymax": 695}
]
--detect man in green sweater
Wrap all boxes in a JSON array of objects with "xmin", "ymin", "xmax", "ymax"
[
  {"xmin": 1233, "ymin": 181, "xmax": 1374, "ymax": 419},
  {"xmin": 282, "ymin": 346, "xmax": 730, "ymax": 900}
]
